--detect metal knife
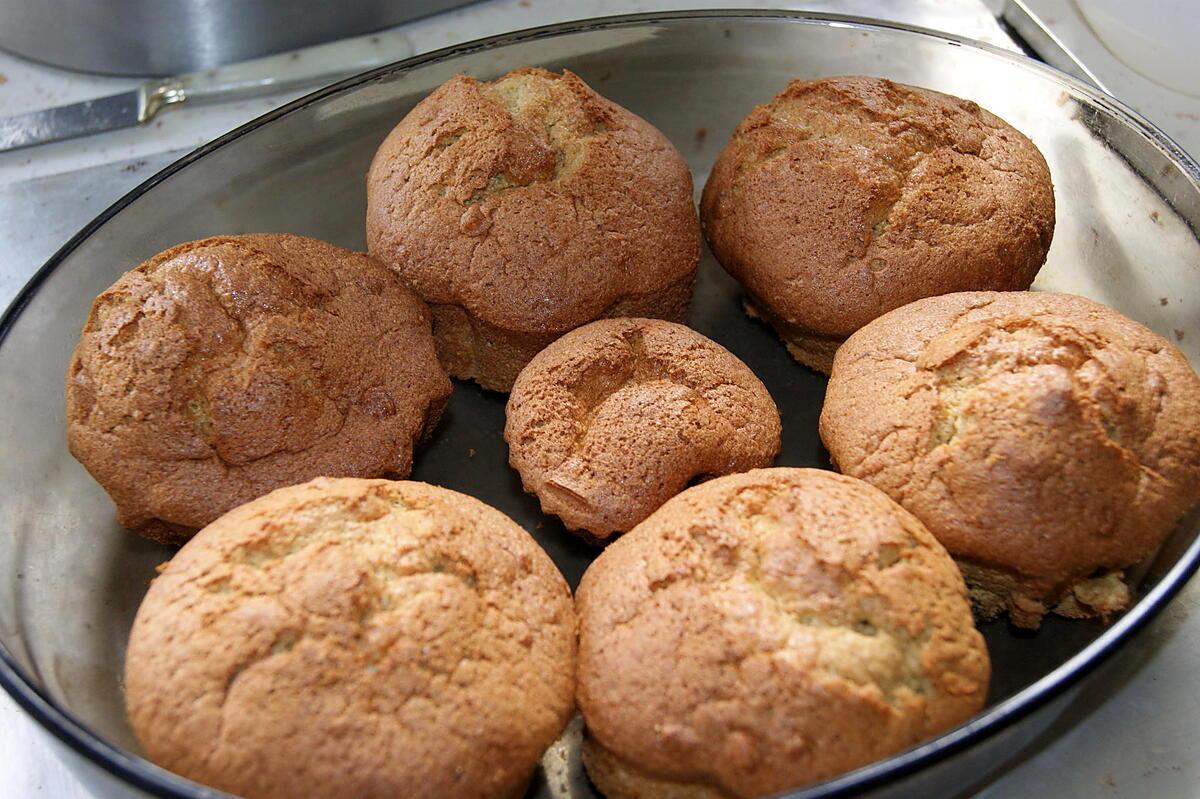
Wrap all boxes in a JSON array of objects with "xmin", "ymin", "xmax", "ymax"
[{"xmin": 0, "ymin": 28, "xmax": 414, "ymax": 152}]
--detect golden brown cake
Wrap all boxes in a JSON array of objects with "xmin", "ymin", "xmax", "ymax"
[
  {"xmin": 124, "ymin": 477, "xmax": 577, "ymax": 799},
  {"xmin": 505, "ymin": 318, "xmax": 781, "ymax": 540},
  {"xmin": 820, "ymin": 291, "xmax": 1200, "ymax": 628},
  {"xmin": 366, "ymin": 67, "xmax": 701, "ymax": 391},
  {"xmin": 701, "ymin": 75, "xmax": 1055, "ymax": 373},
  {"xmin": 576, "ymin": 468, "xmax": 989, "ymax": 798},
  {"xmin": 66, "ymin": 234, "xmax": 450, "ymax": 543}
]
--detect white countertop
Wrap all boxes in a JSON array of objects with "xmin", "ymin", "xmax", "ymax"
[{"xmin": 0, "ymin": 1, "xmax": 1196, "ymax": 798}]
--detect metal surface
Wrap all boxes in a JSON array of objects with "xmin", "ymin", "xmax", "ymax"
[
  {"xmin": 0, "ymin": 93, "xmax": 142, "ymax": 152},
  {"xmin": 0, "ymin": 10, "xmax": 1198, "ymax": 799},
  {"xmin": 0, "ymin": 0, "xmax": 474, "ymax": 77},
  {"xmin": 999, "ymin": 0, "xmax": 1110, "ymax": 91},
  {"xmin": 0, "ymin": 29, "xmax": 415, "ymax": 152},
  {"xmin": 1011, "ymin": 0, "xmax": 1200, "ymax": 161}
]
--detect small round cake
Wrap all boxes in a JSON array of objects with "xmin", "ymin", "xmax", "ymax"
[
  {"xmin": 701, "ymin": 75, "xmax": 1055, "ymax": 373},
  {"xmin": 366, "ymin": 67, "xmax": 701, "ymax": 391},
  {"xmin": 66, "ymin": 234, "xmax": 451, "ymax": 543},
  {"xmin": 820, "ymin": 291, "xmax": 1200, "ymax": 628},
  {"xmin": 505, "ymin": 318, "xmax": 781, "ymax": 540},
  {"xmin": 577, "ymin": 468, "xmax": 989, "ymax": 798},
  {"xmin": 124, "ymin": 477, "xmax": 577, "ymax": 799}
]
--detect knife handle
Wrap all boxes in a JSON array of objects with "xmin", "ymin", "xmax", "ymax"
[{"xmin": 137, "ymin": 27, "xmax": 416, "ymax": 121}]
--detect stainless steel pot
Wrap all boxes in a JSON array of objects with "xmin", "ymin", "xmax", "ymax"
[{"xmin": 0, "ymin": 0, "xmax": 475, "ymax": 75}]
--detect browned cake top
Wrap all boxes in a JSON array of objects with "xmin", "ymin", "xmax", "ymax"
[
  {"xmin": 66, "ymin": 234, "xmax": 451, "ymax": 541},
  {"xmin": 577, "ymin": 468, "xmax": 989, "ymax": 798},
  {"xmin": 505, "ymin": 318, "xmax": 781, "ymax": 538},
  {"xmin": 701, "ymin": 76, "xmax": 1055, "ymax": 338},
  {"xmin": 367, "ymin": 67, "xmax": 700, "ymax": 335},
  {"xmin": 820, "ymin": 291, "xmax": 1200, "ymax": 598},
  {"xmin": 124, "ymin": 478, "xmax": 577, "ymax": 799}
]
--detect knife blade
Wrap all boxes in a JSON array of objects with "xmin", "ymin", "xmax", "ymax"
[
  {"xmin": 0, "ymin": 90, "xmax": 149, "ymax": 151},
  {"xmin": 0, "ymin": 27, "xmax": 413, "ymax": 153}
]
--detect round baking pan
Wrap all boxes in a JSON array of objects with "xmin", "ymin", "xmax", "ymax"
[{"xmin": 1, "ymin": 10, "xmax": 1197, "ymax": 799}]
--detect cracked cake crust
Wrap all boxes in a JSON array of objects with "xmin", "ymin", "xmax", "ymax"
[
  {"xmin": 700, "ymin": 76, "xmax": 1055, "ymax": 373},
  {"xmin": 505, "ymin": 318, "xmax": 781, "ymax": 540},
  {"xmin": 66, "ymin": 234, "xmax": 452, "ymax": 543},
  {"xmin": 820, "ymin": 291, "xmax": 1200, "ymax": 628},
  {"xmin": 366, "ymin": 68, "xmax": 701, "ymax": 391},
  {"xmin": 123, "ymin": 477, "xmax": 577, "ymax": 799},
  {"xmin": 576, "ymin": 468, "xmax": 988, "ymax": 799}
]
